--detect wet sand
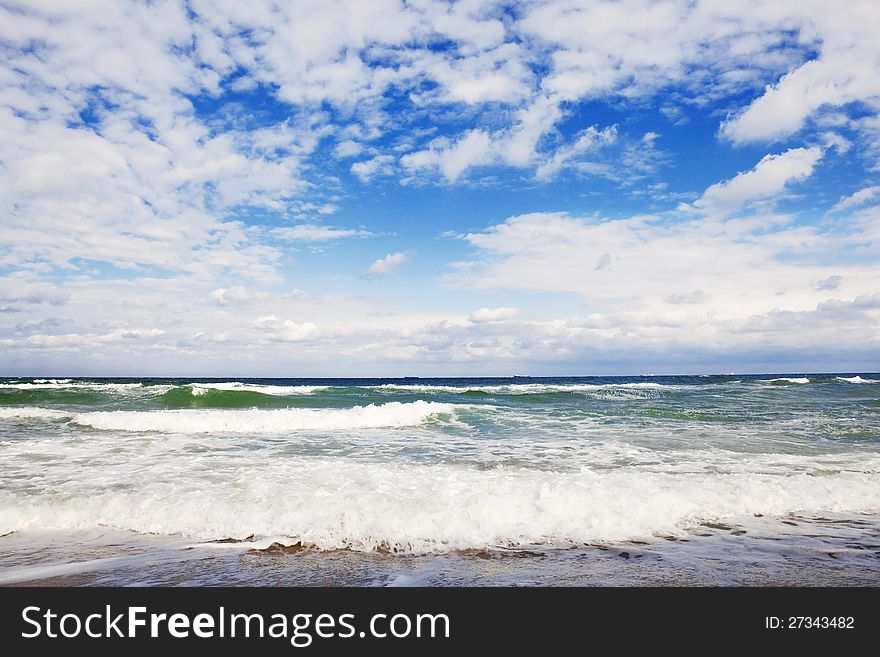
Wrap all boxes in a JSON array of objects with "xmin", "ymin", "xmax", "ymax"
[{"xmin": 2, "ymin": 513, "xmax": 878, "ymax": 587}]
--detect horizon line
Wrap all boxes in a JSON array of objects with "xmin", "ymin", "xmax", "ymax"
[{"xmin": 2, "ymin": 371, "xmax": 878, "ymax": 379}]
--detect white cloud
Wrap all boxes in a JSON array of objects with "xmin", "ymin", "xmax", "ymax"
[
  {"xmin": 3, "ymin": 327, "xmax": 165, "ymax": 350},
  {"xmin": 209, "ymin": 286, "xmax": 269, "ymax": 306},
  {"xmin": 401, "ymin": 130, "xmax": 495, "ymax": 182},
  {"xmin": 351, "ymin": 155, "xmax": 394, "ymax": 182},
  {"xmin": 272, "ymin": 224, "xmax": 372, "ymax": 241},
  {"xmin": 254, "ymin": 315, "xmax": 319, "ymax": 341},
  {"xmin": 2, "ymin": 251, "xmax": 877, "ymax": 375},
  {"xmin": 409, "ymin": 41, "xmax": 532, "ymax": 106},
  {"xmin": 2, "ymin": 0, "xmax": 876, "ymax": 208},
  {"xmin": 691, "ymin": 147, "xmax": 823, "ymax": 216},
  {"xmin": 0, "ymin": 2, "xmax": 316, "ymax": 280},
  {"xmin": 0, "ymin": 281, "xmax": 67, "ymax": 307},
  {"xmin": 1, "ymin": 0, "xmax": 872, "ymax": 213},
  {"xmin": 450, "ymin": 209, "xmax": 879, "ymax": 334},
  {"xmin": 470, "ymin": 307, "xmax": 520, "ymax": 322},
  {"xmin": 830, "ymin": 186, "xmax": 880, "ymax": 213},
  {"xmin": 664, "ymin": 290, "xmax": 712, "ymax": 305},
  {"xmin": 815, "ymin": 275, "xmax": 842, "ymax": 291},
  {"xmin": 721, "ymin": 2, "xmax": 880, "ymax": 144},
  {"xmin": 439, "ymin": 130, "xmax": 493, "ymax": 181},
  {"xmin": 362, "ymin": 252, "xmax": 409, "ymax": 279},
  {"xmin": 535, "ymin": 125, "xmax": 619, "ymax": 181},
  {"xmin": 334, "ymin": 140, "xmax": 364, "ymax": 158},
  {"xmin": 519, "ymin": 2, "xmax": 816, "ymax": 121},
  {"xmin": 821, "ymin": 131, "xmax": 852, "ymax": 154},
  {"xmin": 401, "ymin": 117, "xmax": 621, "ymax": 184}
]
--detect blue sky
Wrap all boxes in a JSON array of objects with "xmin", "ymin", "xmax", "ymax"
[{"xmin": 1, "ymin": 0, "xmax": 879, "ymax": 376}]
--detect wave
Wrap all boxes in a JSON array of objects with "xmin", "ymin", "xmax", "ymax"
[
  {"xmin": 188, "ymin": 382, "xmax": 330, "ymax": 396},
  {"xmin": 759, "ymin": 377, "xmax": 810, "ymax": 384},
  {"xmin": 836, "ymin": 376, "xmax": 878, "ymax": 384},
  {"xmin": 0, "ymin": 382, "xmax": 150, "ymax": 391},
  {"xmin": 2, "ymin": 456, "xmax": 878, "ymax": 553},
  {"xmin": 159, "ymin": 387, "xmax": 282, "ymax": 409},
  {"xmin": 156, "ymin": 384, "xmax": 331, "ymax": 409},
  {"xmin": 0, "ymin": 407, "xmax": 70, "ymax": 420},
  {"xmin": 0, "ymin": 381, "xmax": 325, "ymax": 397},
  {"xmin": 70, "ymin": 401, "xmax": 459, "ymax": 433}
]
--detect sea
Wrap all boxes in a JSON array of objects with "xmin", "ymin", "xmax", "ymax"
[{"xmin": 1, "ymin": 374, "xmax": 879, "ymax": 586}]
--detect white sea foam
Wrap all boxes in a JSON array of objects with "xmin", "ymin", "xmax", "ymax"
[
  {"xmin": 0, "ymin": 407, "xmax": 71, "ymax": 420},
  {"xmin": 71, "ymin": 401, "xmax": 458, "ymax": 433},
  {"xmin": 836, "ymin": 376, "xmax": 878, "ymax": 384},
  {"xmin": 188, "ymin": 382, "xmax": 329, "ymax": 396},
  {"xmin": 0, "ymin": 555, "xmax": 146, "ymax": 585},
  {"xmin": 2, "ymin": 455, "xmax": 878, "ymax": 553},
  {"xmin": 760, "ymin": 377, "xmax": 811, "ymax": 384},
  {"xmin": 0, "ymin": 382, "xmax": 149, "ymax": 391}
]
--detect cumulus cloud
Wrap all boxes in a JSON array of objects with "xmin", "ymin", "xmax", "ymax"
[
  {"xmin": 470, "ymin": 307, "xmax": 520, "ymax": 322},
  {"xmin": 254, "ymin": 315, "xmax": 319, "ymax": 341},
  {"xmin": 362, "ymin": 252, "xmax": 409, "ymax": 279},
  {"xmin": 691, "ymin": 147, "xmax": 823, "ymax": 216},
  {"xmin": 334, "ymin": 140, "xmax": 365, "ymax": 159},
  {"xmin": 209, "ymin": 286, "xmax": 269, "ymax": 306},
  {"xmin": 830, "ymin": 186, "xmax": 880, "ymax": 213},
  {"xmin": 401, "ymin": 130, "xmax": 494, "ymax": 182},
  {"xmin": 351, "ymin": 155, "xmax": 394, "ymax": 182}
]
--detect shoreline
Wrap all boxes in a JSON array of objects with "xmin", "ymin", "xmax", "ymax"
[{"xmin": 3, "ymin": 513, "xmax": 879, "ymax": 587}]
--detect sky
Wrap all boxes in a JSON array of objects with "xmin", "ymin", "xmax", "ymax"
[{"xmin": 1, "ymin": 0, "xmax": 879, "ymax": 376}]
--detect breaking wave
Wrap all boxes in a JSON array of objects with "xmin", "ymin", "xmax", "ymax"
[{"xmin": 70, "ymin": 401, "xmax": 460, "ymax": 433}]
